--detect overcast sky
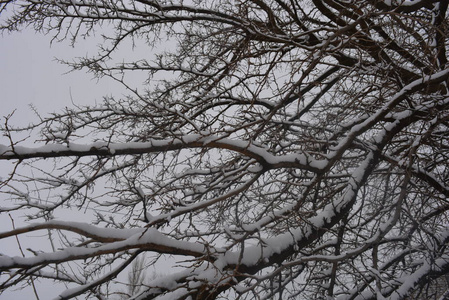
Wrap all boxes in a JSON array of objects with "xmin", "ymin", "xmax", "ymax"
[
  {"xmin": 0, "ymin": 29, "xmax": 117, "ymax": 299},
  {"xmin": 0, "ymin": 19, "xmax": 172, "ymax": 298},
  {"xmin": 0, "ymin": 29, "xmax": 116, "ymax": 126}
]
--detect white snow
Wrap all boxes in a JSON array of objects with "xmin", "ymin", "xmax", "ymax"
[
  {"xmin": 0, "ymin": 227, "xmax": 207, "ymax": 270},
  {"xmin": 0, "ymin": 134, "xmax": 328, "ymax": 172}
]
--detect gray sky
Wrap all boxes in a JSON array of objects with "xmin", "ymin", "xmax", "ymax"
[
  {"xmin": 0, "ymin": 23, "xmax": 168, "ymax": 300},
  {"xmin": 0, "ymin": 29, "xmax": 113, "ymax": 299},
  {"xmin": 0, "ymin": 29, "xmax": 115, "ymax": 127}
]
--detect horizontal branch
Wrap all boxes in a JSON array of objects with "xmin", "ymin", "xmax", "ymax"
[
  {"xmin": 0, "ymin": 228, "xmax": 206, "ymax": 271},
  {"xmin": 0, "ymin": 135, "xmax": 325, "ymax": 172},
  {"xmin": 371, "ymin": 0, "xmax": 440, "ymax": 13},
  {"xmin": 0, "ymin": 220, "xmax": 140, "ymax": 243}
]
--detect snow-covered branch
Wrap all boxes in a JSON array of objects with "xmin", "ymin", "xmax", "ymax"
[{"xmin": 1, "ymin": 0, "xmax": 448, "ymax": 298}]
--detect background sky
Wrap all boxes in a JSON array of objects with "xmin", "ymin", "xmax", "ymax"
[
  {"xmin": 0, "ymin": 29, "xmax": 120, "ymax": 125},
  {"xmin": 0, "ymin": 19, "xmax": 173, "ymax": 298},
  {"xmin": 0, "ymin": 29, "xmax": 120, "ymax": 299}
]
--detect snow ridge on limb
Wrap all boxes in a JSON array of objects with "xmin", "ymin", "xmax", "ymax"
[
  {"xmin": 1, "ymin": 0, "xmax": 449, "ymax": 298},
  {"xmin": 326, "ymin": 68, "xmax": 449, "ymax": 165},
  {"xmin": 372, "ymin": 0, "xmax": 441, "ymax": 13},
  {"xmin": 0, "ymin": 135, "xmax": 325, "ymax": 172},
  {"xmin": 0, "ymin": 227, "xmax": 207, "ymax": 271},
  {"xmin": 0, "ymin": 220, "xmax": 140, "ymax": 242}
]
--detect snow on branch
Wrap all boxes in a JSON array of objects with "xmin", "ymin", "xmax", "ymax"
[
  {"xmin": 0, "ymin": 227, "xmax": 206, "ymax": 271},
  {"xmin": 0, "ymin": 220, "xmax": 141, "ymax": 242},
  {"xmin": 0, "ymin": 134, "xmax": 326, "ymax": 172}
]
